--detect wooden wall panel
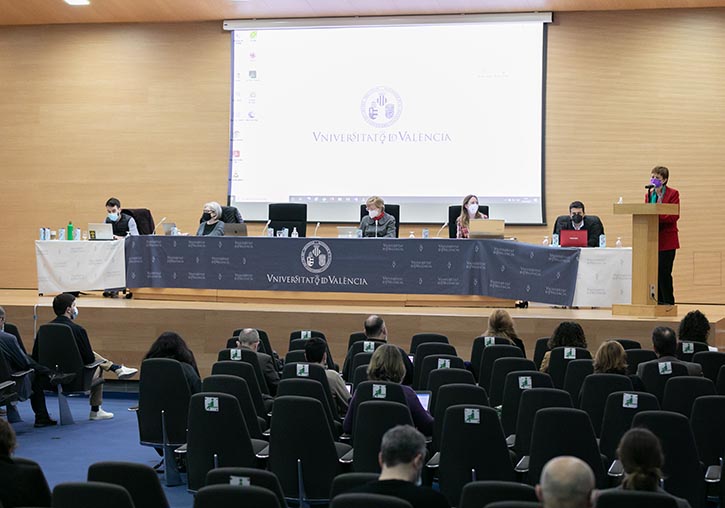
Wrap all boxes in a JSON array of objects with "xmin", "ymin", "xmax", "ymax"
[{"xmin": 2, "ymin": 10, "xmax": 725, "ymax": 303}]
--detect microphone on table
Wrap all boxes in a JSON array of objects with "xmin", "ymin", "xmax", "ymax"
[
  {"xmin": 261, "ymin": 220, "xmax": 271, "ymax": 236},
  {"xmin": 152, "ymin": 217, "xmax": 167, "ymax": 234},
  {"xmin": 436, "ymin": 221, "xmax": 449, "ymax": 237},
  {"xmin": 313, "ymin": 222, "xmax": 321, "ymax": 237},
  {"xmin": 375, "ymin": 220, "xmax": 378, "ymax": 238}
]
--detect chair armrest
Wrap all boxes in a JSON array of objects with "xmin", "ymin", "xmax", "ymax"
[
  {"xmin": 175, "ymin": 443, "xmax": 187, "ymax": 454},
  {"xmin": 339, "ymin": 449, "xmax": 354, "ymax": 464},
  {"xmin": 262, "ymin": 428, "xmax": 271, "ymax": 437},
  {"xmin": 84, "ymin": 359, "xmax": 105, "ymax": 369},
  {"xmin": 255, "ymin": 445, "xmax": 270, "ymax": 460},
  {"xmin": 705, "ymin": 465, "xmax": 721, "ymax": 483},
  {"xmin": 607, "ymin": 459, "xmax": 624, "ymax": 477},
  {"xmin": 0, "ymin": 380, "xmax": 16, "ymax": 391},
  {"xmin": 339, "ymin": 433, "xmax": 351, "ymax": 443},
  {"xmin": 127, "ymin": 405, "xmax": 139, "ymax": 412},
  {"xmin": 11, "ymin": 369, "xmax": 34, "ymax": 378},
  {"xmin": 425, "ymin": 451, "xmax": 440, "ymax": 469},
  {"xmin": 506, "ymin": 434, "xmax": 516, "ymax": 448},
  {"xmin": 515, "ymin": 455, "xmax": 529, "ymax": 473}
]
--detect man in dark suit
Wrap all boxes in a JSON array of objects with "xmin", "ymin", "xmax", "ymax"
[
  {"xmin": 552, "ymin": 200, "xmax": 605, "ymax": 248},
  {"xmin": 0, "ymin": 418, "xmax": 52, "ymax": 508},
  {"xmin": 636, "ymin": 326, "xmax": 703, "ymax": 378},
  {"xmin": 237, "ymin": 328, "xmax": 280, "ymax": 396}
]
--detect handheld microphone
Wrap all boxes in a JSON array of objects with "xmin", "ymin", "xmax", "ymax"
[
  {"xmin": 436, "ymin": 221, "xmax": 449, "ymax": 237},
  {"xmin": 152, "ymin": 217, "xmax": 167, "ymax": 234},
  {"xmin": 313, "ymin": 222, "xmax": 321, "ymax": 237},
  {"xmin": 645, "ymin": 184, "xmax": 655, "ymax": 189},
  {"xmin": 261, "ymin": 220, "xmax": 271, "ymax": 236}
]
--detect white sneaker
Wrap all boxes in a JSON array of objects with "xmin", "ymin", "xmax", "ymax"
[
  {"xmin": 114, "ymin": 365, "xmax": 138, "ymax": 380},
  {"xmin": 89, "ymin": 408, "xmax": 114, "ymax": 420}
]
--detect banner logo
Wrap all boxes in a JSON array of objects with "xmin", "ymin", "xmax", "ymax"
[
  {"xmin": 361, "ymin": 86, "xmax": 403, "ymax": 128},
  {"xmin": 301, "ymin": 240, "xmax": 333, "ymax": 274}
]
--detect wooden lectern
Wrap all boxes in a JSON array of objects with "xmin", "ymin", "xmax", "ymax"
[{"xmin": 612, "ymin": 203, "xmax": 679, "ymax": 317}]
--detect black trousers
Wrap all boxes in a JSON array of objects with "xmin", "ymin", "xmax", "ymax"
[{"xmin": 658, "ymin": 249, "xmax": 676, "ymax": 305}]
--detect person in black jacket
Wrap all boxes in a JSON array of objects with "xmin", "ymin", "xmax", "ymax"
[
  {"xmin": 0, "ymin": 419, "xmax": 52, "ymax": 508},
  {"xmin": 552, "ymin": 201, "xmax": 604, "ymax": 248}
]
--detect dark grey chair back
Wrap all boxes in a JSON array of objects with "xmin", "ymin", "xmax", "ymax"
[
  {"xmin": 87, "ymin": 461, "xmax": 170, "ymax": 508},
  {"xmin": 53, "ymin": 482, "xmax": 134, "ymax": 508},
  {"xmin": 206, "ymin": 467, "xmax": 287, "ymax": 508}
]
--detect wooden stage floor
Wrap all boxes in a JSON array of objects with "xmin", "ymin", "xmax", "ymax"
[{"xmin": 2, "ymin": 290, "xmax": 723, "ymax": 378}]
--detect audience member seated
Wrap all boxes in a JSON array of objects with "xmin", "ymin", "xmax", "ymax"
[
  {"xmin": 235, "ymin": 328, "xmax": 280, "ymax": 396},
  {"xmin": 678, "ymin": 310, "xmax": 716, "ymax": 351},
  {"xmin": 304, "ymin": 337, "xmax": 350, "ymax": 417},
  {"xmin": 104, "ymin": 196, "xmax": 140, "ymax": 238},
  {"xmin": 0, "ymin": 419, "xmax": 52, "ymax": 508},
  {"xmin": 594, "ymin": 340, "xmax": 644, "ymax": 391},
  {"xmin": 143, "ymin": 331, "xmax": 201, "ymax": 394},
  {"xmin": 483, "ymin": 309, "xmax": 526, "ymax": 354},
  {"xmin": 345, "ymin": 315, "xmax": 413, "ymax": 385},
  {"xmin": 536, "ymin": 456, "xmax": 594, "ymax": 508},
  {"xmin": 595, "ymin": 428, "xmax": 691, "ymax": 508},
  {"xmin": 540, "ymin": 321, "xmax": 588, "ymax": 373},
  {"xmin": 636, "ymin": 326, "xmax": 702, "ymax": 378},
  {"xmin": 33, "ymin": 294, "xmax": 138, "ymax": 420},
  {"xmin": 349, "ymin": 425, "xmax": 449, "ymax": 508},
  {"xmin": 359, "ymin": 196, "xmax": 396, "ymax": 238},
  {"xmin": 343, "ymin": 345, "xmax": 433, "ymax": 436},
  {"xmin": 196, "ymin": 201, "xmax": 225, "ymax": 236}
]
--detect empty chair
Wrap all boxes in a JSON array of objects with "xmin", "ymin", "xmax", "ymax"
[
  {"xmin": 500, "ymin": 371, "xmax": 554, "ymax": 437},
  {"xmin": 532, "ymin": 338, "xmax": 550, "ymax": 371},
  {"xmin": 547, "ymin": 347, "xmax": 592, "ymax": 389},
  {"xmin": 194, "ymin": 484, "xmax": 281, "ymax": 508},
  {"xmin": 87, "ymin": 461, "xmax": 169, "ymax": 508},
  {"xmin": 410, "ymin": 333, "xmax": 448, "ymax": 355},
  {"xmin": 434, "ymin": 405, "xmax": 515, "ymax": 506},
  {"xmin": 288, "ymin": 338, "xmax": 310, "ymax": 352},
  {"xmin": 632, "ymin": 410, "xmax": 706, "ymax": 508},
  {"xmin": 599, "ymin": 391, "xmax": 660, "ymax": 464},
  {"xmin": 562, "ymin": 359, "xmax": 594, "ymax": 407},
  {"xmin": 331, "ymin": 493, "xmax": 412, "ymax": 508},
  {"xmin": 351, "ymin": 401, "xmax": 414, "ymax": 472},
  {"xmin": 351, "ymin": 364, "xmax": 369, "ymax": 391},
  {"xmin": 350, "ymin": 353, "xmax": 373, "ymax": 380},
  {"xmin": 211, "ymin": 361, "xmax": 271, "ymax": 416},
  {"xmin": 488, "ymin": 358, "xmax": 536, "ymax": 407},
  {"xmin": 676, "ymin": 341, "xmax": 708, "ymax": 362},
  {"xmin": 270, "ymin": 396, "xmax": 351, "ymax": 505},
  {"xmin": 479, "ymin": 345, "xmax": 524, "ymax": 394},
  {"xmin": 186, "ymin": 392, "xmax": 267, "ymax": 492},
  {"xmin": 427, "ymin": 368, "xmax": 475, "ymax": 414},
  {"xmin": 206, "ymin": 467, "xmax": 287, "ymax": 508},
  {"xmin": 625, "ymin": 349, "xmax": 658, "ymax": 375},
  {"xmin": 596, "ymin": 490, "xmax": 679, "ymax": 508},
  {"xmin": 418, "ymin": 355, "xmax": 465, "ymax": 393},
  {"xmin": 329, "ymin": 472, "xmax": 380, "ymax": 499},
  {"xmin": 527, "ymin": 408, "xmax": 607, "ymax": 488},
  {"xmin": 690, "ymin": 395, "xmax": 725, "ymax": 467},
  {"xmin": 284, "ymin": 350, "xmax": 306, "ymax": 364},
  {"xmin": 268, "ymin": 203, "xmax": 307, "ymax": 237},
  {"xmin": 459, "ymin": 481, "xmax": 538, "ymax": 508},
  {"xmin": 281, "ymin": 362, "xmax": 337, "ymax": 415},
  {"xmin": 276, "ymin": 378, "xmax": 341, "ymax": 437},
  {"xmin": 202, "ymin": 375, "xmax": 267, "ymax": 439},
  {"xmin": 413, "ymin": 343, "xmax": 457, "ymax": 389},
  {"xmin": 579, "ymin": 373, "xmax": 633, "ymax": 437},
  {"xmin": 662, "ymin": 376, "xmax": 715, "ymax": 416},
  {"xmin": 693, "ymin": 351, "xmax": 725, "ymax": 383},
  {"xmin": 638, "ymin": 361, "xmax": 689, "ymax": 403},
  {"xmin": 511, "ymin": 388, "xmax": 573, "ymax": 460},
  {"xmin": 470, "ymin": 336, "xmax": 515, "ymax": 382},
  {"xmin": 342, "ymin": 341, "xmax": 383, "ymax": 380},
  {"xmin": 433, "ymin": 384, "xmax": 489, "ymax": 453},
  {"xmin": 216, "ymin": 348, "xmax": 270, "ymax": 395},
  {"xmin": 289, "ymin": 329, "xmax": 326, "ymax": 343},
  {"xmin": 52, "ymin": 482, "xmax": 134, "ymax": 508},
  {"xmin": 347, "ymin": 332, "xmax": 368, "ymax": 351},
  {"xmin": 613, "ymin": 338, "xmax": 642, "ymax": 350}
]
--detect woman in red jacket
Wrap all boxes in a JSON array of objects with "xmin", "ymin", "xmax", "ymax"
[{"xmin": 646, "ymin": 166, "xmax": 679, "ymax": 305}]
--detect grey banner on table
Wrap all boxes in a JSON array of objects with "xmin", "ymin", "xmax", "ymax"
[{"xmin": 125, "ymin": 236, "xmax": 580, "ymax": 306}]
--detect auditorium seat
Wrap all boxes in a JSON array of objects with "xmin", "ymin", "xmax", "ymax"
[
  {"xmin": 638, "ymin": 361, "xmax": 688, "ymax": 403},
  {"xmin": 478, "ymin": 345, "xmax": 524, "ymax": 395},
  {"xmin": 53, "ymin": 482, "xmax": 134, "ymax": 508},
  {"xmin": 347, "ymin": 332, "xmax": 368, "ymax": 351},
  {"xmin": 447, "ymin": 204, "xmax": 490, "ymax": 238},
  {"xmin": 459, "ymin": 481, "xmax": 538, "ymax": 508},
  {"xmin": 561, "ymin": 359, "xmax": 594, "ymax": 407},
  {"xmin": 488, "ymin": 357, "xmax": 536, "ymax": 407},
  {"xmin": 413, "ymin": 343, "xmax": 457, "ymax": 389},
  {"xmin": 206, "ymin": 467, "xmax": 286, "ymax": 508},
  {"xmin": 470, "ymin": 335, "xmax": 516, "ymax": 382},
  {"xmin": 351, "ymin": 401, "xmax": 414, "ymax": 472},
  {"xmin": 511, "ymin": 388, "xmax": 572, "ymax": 461},
  {"xmin": 217, "ymin": 348, "xmax": 270, "ymax": 395},
  {"xmin": 427, "ymin": 368, "xmax": 475, "ymax": 414},
  {"xmin": 624, "ymin": 348, "xmax": 657, "ymax": 375},
  {"xmin": 690, "ymin": 395, "xmax": 725, "ymax": 468},
  {"xmin": 124, "ymin": 207, "xmax": 156, "ymax": 235},
  {"xmin": 284, "ymin": 350, "xmax": 306, "ymax": 364},
  {"xmin": 194, "ymin": 484, "xmax": 281, "ymax": 508},
  {"xmin": 281, "ymin": 363, "xmax": 337, "ymax": 412},
  {"xmin": 268, "ymin": 203, "xmax": 307, "ymax": 237},
  {"xmin": 202, "ymin": 375, "xmax": 268, "ymax": 439},
  {"xmin": 596, "ymin": 490, "xmax": 678, "ymax": 508},
  {"xmin": 409, "ymin": 333, "xmax": 448, "ymax": 355},
  {"xmin": 343, "ymin": 340, "xmax": 383, "ymax": 380},
  {"xmin": 578, "ymin": 373, "xmax": 633, "ymax": 437},
  {"xmin": 276, "ymin": 378, "xmax": 342, "ymax": 437},
  {"xmin": 87, "ymin": 461, "xmax": 170, "ymax": 508},
  {"xmin": 613, "ymin": 338, "xmax": 642, "ymax": 350},
  {"xmin": 676, "ymin": 340, "xmax": 709, "ymax": 362},
  {"xmin": 693, "ymin": 351, "xmax": 725, "ymax": 383},
  {"xmin": 547, "ymin": 347, "xmax": 592, "ymax": 389},
  {"xmin": 351, "ymin": 365, "xmax": 369, "ymax": 391},
  {"xmin": 211, "ymin": 361, "xmax": 271, "ymax": 417},
  {"xmin": 662, "ymin": 376, "xmax": 715, "ymax": 416},
  {"xmin": 331, "ymin": 493, "xmax": 412, "ymax": 508},
  {"xmin": 359, "ymin": 203, "xmax": 401, "ymax": 238},
  {"xmin": 432, "ymin": 384, "xmax": 489, "ymax": 453},
  {"xmin": 417, "ymin": 354, "xmax": 465, "ymax": 392},
  {"xmin": 500, "ymin": 371, "xmax": 553, "ymax": 437},
  {"xmin": 598, "ymin": 391, "xmax": 659, "ymax": 465},
  {"xmin": 329, "ymin": 472, "xmax": 380, "ymax": 499},
  {"xmin": 532, "ymin": 337, "xmax": 550, "ymax": 371}
]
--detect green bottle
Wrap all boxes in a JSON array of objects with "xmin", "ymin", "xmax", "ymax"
[{"xmin": 67, "ymin": 221, "xmax": 74, "ymax": 240}]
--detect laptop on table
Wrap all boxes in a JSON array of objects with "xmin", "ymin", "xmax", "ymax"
[
  {"xmin": 87, "ymin": 223, "xmax": 113, "ymax": 241},
  {"xmin": 468, "ymin": 219, "xmax": 505, "ymax": 239},
  {"xmin": 559, "ymin": 229, "xmax": 588, "ymax": 247}
]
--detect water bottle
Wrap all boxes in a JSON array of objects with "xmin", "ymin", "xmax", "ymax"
[
  {"xmin": 291, "ymin": 227, "xmax": 299, "ymax": 238},
  {"xmin": 409, "ymin": 231, "xmax": 415, "ymax": 238},
  {"xmin": 599, "ymin": 234, "xmax": 606, "ymax": 248},
  {"xmin": 59, "ymin": 228, "xmax": 65, "ymax": 241},
  {"xmin": 616, "ymin": 237, "xmax": 623, "ymax": 248},
  {"xmin": 542, "ymin": 236, "xmax": 549, "ymax": 247},
  {"xmin": 552, "ymin": 233, "xmax": 559, "ymax": 247},
  {"xmin": 422, "ymin": 228, "xmax": 430, "ymax": 239},
  {"xmin": 67, "ymin": 221, "xmax": 74, "ymax": 240}
]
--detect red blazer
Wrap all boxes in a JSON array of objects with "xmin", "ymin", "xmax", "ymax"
[{"xmin": 645, "ymin": 186, "xmax": 680, "ymax": 251}]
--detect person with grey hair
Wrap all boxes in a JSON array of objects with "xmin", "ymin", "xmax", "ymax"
[
  {"xmin": 349, "ymin": 425, "xmax": 449, "ymax": 508},
  {"xmin": 235, "ymin": 327, "xmax": 279, "ymax": 395},
  {"xmin": 196, "ymin": 201, "xmax": 225, "ymax": 236},
  {"xmin": 536, "ymin": 456, "xmax": 594, "ymax": 508}
]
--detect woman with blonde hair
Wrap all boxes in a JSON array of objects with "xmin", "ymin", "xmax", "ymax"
[
  {"xmin": 456, "ymin": 194, "xmax": 488, "ymax": 239},
  {"xmin": 484, "ymin": 309, "xmax": 526, "ymax": 354},
  {"xmin": 343, "ymin": 344, "xmax": 433, "ymax": 435},
  {"xmin": 359, "ymin": 196, "xmax": 396, "ymax": 238},
  {"xmin": 593, "ymin": 341, "xmax": 628, "ymax": 375}
]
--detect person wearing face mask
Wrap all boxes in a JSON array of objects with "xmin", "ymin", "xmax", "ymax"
[
  {"xmin": 456, "ymin": 194, "xmax": 488, "ymax": 239},
  {"xmin": 358, "ymin": 196, "xmax": 396, "ymax": 238},
  {"xmin": 552, "ymin": 200, "xmax": 604, "ymax": 248},
  {"xmin": 195, "ymin": 201, "xmax": 225, "ymax": 236},
  {"xmin": 32, "ymin": 293, "xmax": 138, "ymax": 420},
  {"xmin": 104, "ymin": 197, "xmax": 139, "ymax": 239},
  {"xmin": 646, "ymin": 166, "xmax": 680, "ymax": 305}
]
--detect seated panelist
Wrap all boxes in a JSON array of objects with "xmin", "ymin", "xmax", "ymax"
[
  {"xmin": 456, "ymin": 194, "xmax": 488, "ymax": 239},
  {"xmin": 552, "ymin": 200, "xmax": 604, "ymax": 248},
  {"xmin": 195, "ymin": 201, "xmax": 225, "ymax": 236},
  {"xmin": 105, "ymin": 197, "xmax": 139, "ymax": 239},
  {"xmin": 359, "ymin": 196, "xmax": 396, "ymax": 238}
]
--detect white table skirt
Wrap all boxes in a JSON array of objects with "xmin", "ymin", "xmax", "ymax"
[{"xmin": 572, "ymin": 247, "xmax": 632, "ymax": 307}]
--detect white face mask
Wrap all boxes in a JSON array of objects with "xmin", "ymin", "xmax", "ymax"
[
  {"xmin": 71, "ymin": 307, "xmax": 79, "ymax": 320},
  {"xmin": 368, "ymin": 209, "xmax": 379, "ymax": 219},
  {"xmin": 467, "ymin": 203, "xmax": 479, "ymax": 215}
]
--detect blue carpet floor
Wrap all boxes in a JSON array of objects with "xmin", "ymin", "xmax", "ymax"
[{"xmin": 8, "ymin": 393, "xmax": 194, "ymax": 508}]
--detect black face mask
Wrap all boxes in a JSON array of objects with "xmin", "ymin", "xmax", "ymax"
[
  {"xmin": 202, "ymin": 212, "xmax": 212, "ymax": 222},
  {"xmin": 571, "ymin": 213, "xmax": 583, "ymax": 224}
]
